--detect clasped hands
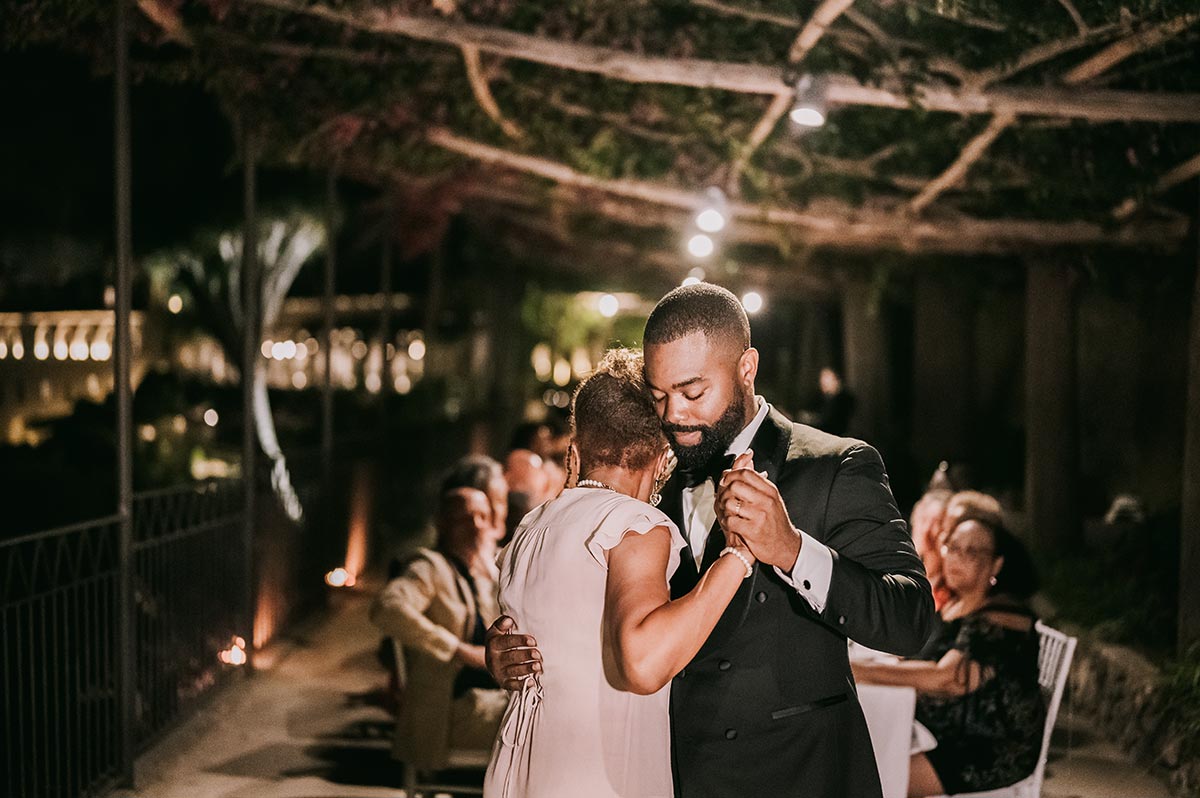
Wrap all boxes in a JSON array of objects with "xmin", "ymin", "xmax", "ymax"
[
  {"xmin": 715, "ymin": 450, "xmax": 802, "ymax": 574},
  {"xmin": 484, "ymin": 450, "xmax": 802, "ymax": 690}
]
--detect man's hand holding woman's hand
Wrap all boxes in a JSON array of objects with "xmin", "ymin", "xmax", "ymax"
[
  {"xmin": 485, "ymin": 615, "xmax": 542, "ymax": 690},
  {"xmin": 716, "ymin": 450, "xmax": 802, "ymax": 572}
]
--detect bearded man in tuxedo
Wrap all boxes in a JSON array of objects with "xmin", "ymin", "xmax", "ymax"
[{"xmin": 488, "ymin": 283, "xmax": 933, "ymax": 798}]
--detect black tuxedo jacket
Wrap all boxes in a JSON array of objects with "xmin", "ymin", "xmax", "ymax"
[{"xmin": 664, "ymin": 408, "xmax": 934, "ymax": 798}]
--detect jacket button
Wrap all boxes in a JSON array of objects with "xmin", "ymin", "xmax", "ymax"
[
  {"xmin": 718, "ymin": 660, "xmax": 732, "ymax": 671},
  {"xmin": 838, "ymin": 615, "xmax": 847, "ymax": 625},
  {"xmin": 725, "ymin": 728, "xmax": 738, "ymax": 740},
  {"xmin": 755, "ymin": 591, "xmax": 767, "ymax": 603},
  {"xmin": 678, "ymin": 668, "xmax": 687, "ymax": 679}
]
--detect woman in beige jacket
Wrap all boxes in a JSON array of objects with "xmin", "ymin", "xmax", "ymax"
[{"xmin": 371, "ymin": 486, "xmax": 508, "ymax": 770}]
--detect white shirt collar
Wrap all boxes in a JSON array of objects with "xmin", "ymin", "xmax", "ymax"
[{"xmin": 725, "ymin": 396, "xmax": 769, "ymax": 456}]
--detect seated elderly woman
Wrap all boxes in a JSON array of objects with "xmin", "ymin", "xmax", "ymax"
[
  {"xmin": 909, "ymin": 489, "xmax": 952, "ymax": 610},
  {"xmin": 853, "ymin": 514, "xmax": 1045, "ymax": 797},
  {"xmin": 370, "ymin": 484, "xmax": 508, "ymax": 774}
]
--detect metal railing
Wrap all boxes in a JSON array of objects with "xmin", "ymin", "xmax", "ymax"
[
  {"xmin": 132, "ymin": 479, "xmax": 245, "ymax": 746},
  {"xmin": 2, "ymin": 516, "xmax": 123, "ymax": 798},
  {"xmin": 1, "ymin": 478, "xmax": 246, "ymax": 798}
]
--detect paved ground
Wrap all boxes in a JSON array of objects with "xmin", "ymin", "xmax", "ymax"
[{"xmin": 117, "ymin": 584, "xmax": 1175, "ymax": 798}]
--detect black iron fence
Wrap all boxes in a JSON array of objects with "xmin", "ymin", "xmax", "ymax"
[
  {"xmin": 1, "ymin": 478, "xmax": 246, "ymax": 798},
  {"xmin": 1, "ymin": 516, "xmax": 123, "ymax": 798},
  {"xmin": 132, "ymin": 479, "xmax": 245, "ymax": 746}
]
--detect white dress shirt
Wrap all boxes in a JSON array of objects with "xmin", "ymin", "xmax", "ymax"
[{"xmin": 680, "ymin": 397, "xmax": 835, "ymax": 612}]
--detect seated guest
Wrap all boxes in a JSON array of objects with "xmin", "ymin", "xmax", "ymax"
[
  {"xmin": 910, "ymin": 489, "xmax": 952, "ymax": 610},
  {"xmin": 370, "ymin": 486, "xmax": 507, "ymax": 773},
  {"xmin": 939, "ymin": 490, "xmax": 1004, "ymax": 545},
  {"xmin": 853, "ymin": 515, "xmax": 1044, "ymax": 797},
  {"xmin": 441, "ymin": 454, "xmax": 509, "ymax": 549},
  {"xmin": 502, "ymin": 449, "xmax": 553, "ymax": 542}
]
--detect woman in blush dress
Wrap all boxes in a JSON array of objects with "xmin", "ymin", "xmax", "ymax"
[{"xmin": 484, "ymin": 349, "xmax": 755, "ymax": 798}]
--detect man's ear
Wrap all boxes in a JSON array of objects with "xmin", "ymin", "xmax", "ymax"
[
  {"xmin": 991, "ymin": 555, "xmax": 1005, "ymax": 582},
  {"xmin": 738, "ymin": 347, "xmax": 759, "ymax": 390}
]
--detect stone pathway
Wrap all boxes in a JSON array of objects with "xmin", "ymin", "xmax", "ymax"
[{"xmin": 117, "ymin": 583, "xmax": 1175, "ymax": 798}]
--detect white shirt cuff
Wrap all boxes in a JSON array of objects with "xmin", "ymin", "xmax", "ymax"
[{"xmin": 773, "ymin": 530, "xmax": 834, "ymax": 613}]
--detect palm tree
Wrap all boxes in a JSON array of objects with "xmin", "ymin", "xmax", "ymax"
[{"xmin": 156, "ymin": 212, "xmax": 325, "ymax": 520}]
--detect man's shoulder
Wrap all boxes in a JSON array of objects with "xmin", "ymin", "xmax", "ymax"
[
  {"xmin": 388, "ymin": 547, "xmax": 453, "ymax": 582},
  {"xmin": 779, "ymin": 417, "xmax": 868, "ymax": 464}
]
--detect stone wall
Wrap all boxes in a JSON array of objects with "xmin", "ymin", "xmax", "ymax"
[{"xmin": 1066, "ymin": 632, "xmax": 1198, "ymax": 795}]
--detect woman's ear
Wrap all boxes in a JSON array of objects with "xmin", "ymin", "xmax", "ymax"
[
  {"xmin": 656, "ymin": 444, "xmax": 675, "ymax": 481},
  {"xmin": 566, "ymin": 441, "xmax": 580, "ymax": 488}
]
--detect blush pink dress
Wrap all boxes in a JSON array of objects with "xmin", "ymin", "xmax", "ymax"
[{"xmin": 483, "ymin": 487, "xmax": 686, "ymax": 798}]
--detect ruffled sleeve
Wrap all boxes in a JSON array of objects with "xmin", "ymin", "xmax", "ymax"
[{"xmin": 585, "ymin": 500, "xmax": 687, "ymax": 581}]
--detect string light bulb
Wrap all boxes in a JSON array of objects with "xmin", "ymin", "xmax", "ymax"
[
  {"xmin": 788, "ymin": 73, "xmax": 827, "ymax": 129},
  {"xmin": 687, "ymin": 234, "xmax": 715, "ymax": 259},
  {"xmin": 695, "ymin": 187, "xmax": 728, "ymax": 233}
]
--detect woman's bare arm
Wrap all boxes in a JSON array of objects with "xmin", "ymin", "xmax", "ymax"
[
  {"xmin": 602, "ymin": 526, "xmax": 750, "ymax": 695},
  {"xmin": 851, "ymin": 649, "xmax": 988, "ymax": 697}
]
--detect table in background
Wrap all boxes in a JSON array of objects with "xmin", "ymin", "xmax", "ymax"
[{"xmin": 859, "ymin": 683, "xmax": 917, "ymax": 798}]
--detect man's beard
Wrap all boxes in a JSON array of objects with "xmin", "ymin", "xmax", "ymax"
[{"xmin": 664, "ymin": 391, "xmax": 747, "ymax": 473}]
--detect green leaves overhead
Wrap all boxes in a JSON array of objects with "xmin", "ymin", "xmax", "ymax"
[{"xmin": 5, "ymin": 0, "xmax": 1199, "ymax": 241}]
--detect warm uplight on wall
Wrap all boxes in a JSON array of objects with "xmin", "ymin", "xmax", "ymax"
[
  {"xmin": 325, "ymin": 567, "xmax": 355, "ymax": 588},
  {"xmin": 203, "ymin": 408, "xmax": 219, "ymax": 427},
  {"xmin": 90, "ymin": 336, "xmax": 111, "ymax": 361},
  {"xmin": 407, "ymin": 338, "xmax": 426, "ymax": 361},
  {"xmin": 553, "ymin": 358, "xmax": 572, "ymax": 387},
  {"xmin": 167, "ymin": 294, "xmax": 184, "ymax": 314},
  {"xmin": 742, "ymin": 291, "xmax": 765, "ymax": 314},
  {"xmin": 11, "ymin": 339, "xmax": 24, "ymax": 360}
]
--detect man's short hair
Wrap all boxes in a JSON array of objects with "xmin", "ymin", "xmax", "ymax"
[{"xmin": 643, "ymin": 283, "xmax": 750, "ymax": 351}]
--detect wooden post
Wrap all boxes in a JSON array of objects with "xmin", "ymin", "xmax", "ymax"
[
  {"xmin": 113, "ymin": 0, "xmax": 135, "ymax": 781},
  {"xmin": 239, "ymin": 124, "xmax": 258, "ymax": 663},
  {"xmin": 1024, "ymin": 259, "xmax": 1080, "ymax": 549},
  {"xmin": 1179, "ymin": 186, "xmax": 1200, "ymax": 652},
  {"xmin": 841, "ymin": 279, "xmax": 891, "ymax": 449},
  {"xmin": 912, "ymin": 272, "xmax": 974, "ymax": 470},
  {"xmin": 321, "ymin": 166, "xmax": 337, "ymax": 480}
]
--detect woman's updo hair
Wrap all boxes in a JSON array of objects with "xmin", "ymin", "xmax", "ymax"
[{"xmin": 571, "ymin": 348, "xmax": 666, "ymax": 473}]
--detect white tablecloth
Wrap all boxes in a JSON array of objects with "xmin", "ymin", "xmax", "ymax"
[{"xmin": 859, "ymin": 684, "xmax": 917, "ymax": 798}]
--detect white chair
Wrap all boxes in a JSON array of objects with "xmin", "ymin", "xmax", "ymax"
[
  {"xmin": 390, "ymin": 639, "xmax": 492, "ymax": 798},
  {"xmin": 941, "ymin": 620, "xmax": 1078, "ymax": 798}
]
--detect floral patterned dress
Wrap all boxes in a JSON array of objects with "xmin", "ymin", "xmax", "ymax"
[{"xmin": 916, "ymin": 603, "xmax": 1046, "ymax": 793}]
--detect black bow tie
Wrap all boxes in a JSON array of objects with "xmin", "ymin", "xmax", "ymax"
[{"xmin": 680, "ymin": 454, "xmax": 736, "ymax": 490}]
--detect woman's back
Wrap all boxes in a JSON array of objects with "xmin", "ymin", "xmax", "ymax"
[{"xmin": 484, "ymin": 487, "xmax": 683, "ymax": 798}]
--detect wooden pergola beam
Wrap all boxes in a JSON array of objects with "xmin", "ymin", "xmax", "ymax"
[
  {"xmin": 909, "ymin": 13, "xmax": 1198, "ymax": 212},
  {"xmin": 727, "ymin": 0, "xmax": 856, "ymax": 193},
  {"xmin": 425, "ymin": 128, "xmax": 1187, "ymax": 254},
  {"xmin": 1113, "ymin": 151, "xmax": 1200, "ymax": 220},
  {"xmin": 240, "ymin": 0, "xmax": 1200, "ymax": 124}
]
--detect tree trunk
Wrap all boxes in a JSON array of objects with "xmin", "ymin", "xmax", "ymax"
[
  {"xmin": 912, "ymin": 272, "xmax": 974, "ymax": 472},
  {"xmin": 842, "ymin": 279, "xmax": 892, "ymax": 450},
  {"xmin": 1024, "ymin": 259, "xmax": 1080, "ymax": 549},
  {"xmin": 1179, "ymin": 191, "xmax": 1200, "ymax": 652}
]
